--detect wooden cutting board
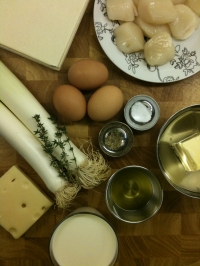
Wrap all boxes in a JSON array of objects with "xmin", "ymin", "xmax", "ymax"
[{"xmin": 0, "ymin": 1, "xmax": 200, "ymax": 265}]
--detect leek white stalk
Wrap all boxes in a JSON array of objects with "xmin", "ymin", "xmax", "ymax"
[
  {"xmin": 0, "ymin": 61, "xmax": 110, "ymax": 191},
  {"xmin": 0, "ymin": 61, "xmax": 85, "ymax": 170},
  {"xmin": 0, "ymin": 102, "xmax": 80, "ymax": 208}
]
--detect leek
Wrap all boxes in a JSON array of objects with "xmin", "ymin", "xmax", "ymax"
[
  {"xmin": 0, "ymin": 102, "xmax": 80, "ymax": 208},
  {"xmin": 0, "ymin": 61, "xmax": 111, "ymax": 208}
]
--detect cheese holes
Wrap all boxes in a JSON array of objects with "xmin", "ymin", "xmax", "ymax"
[{"xmin": 22, "ymin": 203, "xmax": 26, "ymax": 208}]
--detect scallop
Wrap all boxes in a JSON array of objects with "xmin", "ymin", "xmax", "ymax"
[
  {"xmin": 171, "ymin": 0, "xmax": 186, "ymax": 4},
  {"xmin": 114, "ymin": 22, "xmax": 145, "ymax": 54},
  {"xmin": 168, "ymin": 4, "xmax": 199, "ymax": 40},
  {"xmin": 106, "ymin": 0, "xmax": 137, "ymax": 22},
  {"xmin": 185, "ymin": 0, "xmax": 200, "ymax": 16},
  {"xmin": 194, "ymin": 13, "xmax": 200, "ymax": 28},
  {"xmin": 135, "ymin": 16, "xmax": 171, "ymax": 38},
  {"xmin": 132, "ymin": 0, "xmax": 139, "ymax": 8},
  {"xmin": 144, "ymin": 32, "xmax": 175, "ymax": 66},
  {"xmin": 138, "ymin": 0, "xmax": 178, "ymax": 25}
]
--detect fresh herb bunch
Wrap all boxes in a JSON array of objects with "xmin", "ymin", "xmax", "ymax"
[{"xmin": 33, "ymin": 114, "xmax": 79, "ymax": 184}]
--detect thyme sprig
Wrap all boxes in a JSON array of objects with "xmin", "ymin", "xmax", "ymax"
[{"xmin": 33, "ymin": 114, "xmax": 79, "ymax": 184}]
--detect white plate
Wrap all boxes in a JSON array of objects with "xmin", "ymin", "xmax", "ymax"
[{"xmin": 93, "ymin": 0, "xmax": 200, "ymax": 83}]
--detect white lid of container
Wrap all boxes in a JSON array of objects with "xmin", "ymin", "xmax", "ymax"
[
  {"xmin": 124, "ymin": 95, "xmax": 160, "ymax": 131},
  {"xmin": 49, "ymin": 213, "xmax": 118, "ymax": 266}
]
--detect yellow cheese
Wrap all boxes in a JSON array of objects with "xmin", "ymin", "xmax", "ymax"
[
  {"xmin": 0, "ymin": 165, "xmax": 54, "ymax": 239},
  {"xmin": 172, "ymin": 131, "xmax": 200, "ymax": 171}
]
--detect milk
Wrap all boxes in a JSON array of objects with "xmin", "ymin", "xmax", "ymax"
[{"xmin": 49, "ymin": 209, "xmax": 118, "ymax": 266}]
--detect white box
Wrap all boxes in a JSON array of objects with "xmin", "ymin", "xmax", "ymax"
[{"xmin": 0, "ymin": 0, "xmax": 89, "ymax": 70}]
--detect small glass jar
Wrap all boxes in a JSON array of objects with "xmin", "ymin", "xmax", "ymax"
[
  {"xmin": 49, "ymin": 207, "xmax": 119, "ymax": 266},
  {"xmin": 124, "ymin": 95, "xmax": 160, "ymax": 131}
]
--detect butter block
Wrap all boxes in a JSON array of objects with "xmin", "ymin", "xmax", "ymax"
[
  {"xmin": 172, "ymin": 131, "xmax": 200, "ymax": 171},
  {"xmin": 0, "ymin": 165, "xmax": 54, "ymax": 239}
]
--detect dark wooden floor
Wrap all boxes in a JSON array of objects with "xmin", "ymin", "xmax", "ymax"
[{"xmin": 0, "ymin": 1, "xmax": 200, "ymax": 265}]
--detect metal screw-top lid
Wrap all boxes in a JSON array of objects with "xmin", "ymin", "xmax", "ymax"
[
  {"xmin": 98, "ymin": 121, "xmax": 134, "ymax": 157},
  {"xmin": 124, "ymin": 95, "xmax": 160, "ymax": 131}
]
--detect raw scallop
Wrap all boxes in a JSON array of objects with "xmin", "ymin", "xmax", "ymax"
[
  {"xmin": 114, "ymin": 22, "xmax": 145, "ymax": 54},
  {"xmin": 171, "ymin": 0, "xmax": 186, "ymax": 4},
  {"xmin": 106, "ymin": 0, "xmax": 137, "ymax": 22},
  {"xmin": 168, "ymin": 4, "xmax": 199, "ymax": 40},
  {"xmin": 185, "ymin": 0, "xmax": 200, "ymax": 16},
  {"xmin": 135, "ymin": 16, "xmax": 171, "ymax": 38},
  {"xmin": 138, "ymin": 0, "xmax": 178, "ymax": 25},
  {"xmin": 132, "ymin": 0, "xmax": 139, "ymax": 8},
  {"xmin": 144, "ymin": 32, "xmax": 175, "ymax": 66}
]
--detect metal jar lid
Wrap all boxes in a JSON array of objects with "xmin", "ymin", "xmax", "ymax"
[
  {"xmin": 98, "ymin": 121, "xmax": 134, "ymax": 157},
  {"xmin": 124, "ymin": 95, "xmax": 160, "ymax": 131}
]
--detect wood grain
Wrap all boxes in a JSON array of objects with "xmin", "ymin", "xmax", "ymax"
[{"xmin": 0, "ymin": 1, "xmax": 200, "ymax": 265}]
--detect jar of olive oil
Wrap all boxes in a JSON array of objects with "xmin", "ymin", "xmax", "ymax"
[{"xmin": 105, "ymin": 166, "xmax": 163, "ymax": 223}]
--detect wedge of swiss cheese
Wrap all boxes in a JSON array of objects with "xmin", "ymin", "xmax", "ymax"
[{"xmin": 0, "ymin": 165, "xmax": 54, "ymax": 239}]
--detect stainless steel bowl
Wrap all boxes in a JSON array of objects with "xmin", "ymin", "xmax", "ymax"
[
  {"xmin": 105, "ymin": 166, "xmax": 163, "ymax": 223},
  {"xmin": 157, "ymin": 104, "xmax": 200, "ymax": 198}
]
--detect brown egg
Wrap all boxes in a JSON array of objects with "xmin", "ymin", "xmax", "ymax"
[
  {"xmin": 87, "ymin": 85, "xmax": 124, "ymax": 122},
  {"xmin": 53, "ymin": 85, "xmax": 86, "ymax": 121},
  {"xmin": 68, "ymin": 59, "xmax": 108, "ymax": 90}
]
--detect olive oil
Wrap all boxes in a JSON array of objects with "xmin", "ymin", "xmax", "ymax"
[{"xmin": 111, "ymin": 169, "xmax": 153, "ymax": 210}]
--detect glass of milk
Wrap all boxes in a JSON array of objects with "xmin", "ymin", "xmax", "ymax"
[{"xmin": 49, "ymin": 207, "xmax": 119, "ymax": 266}]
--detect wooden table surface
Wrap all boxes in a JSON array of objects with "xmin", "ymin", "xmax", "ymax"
[{"xmin": 0, "ymin": 1, "xmax": 200, "ymax": 265}]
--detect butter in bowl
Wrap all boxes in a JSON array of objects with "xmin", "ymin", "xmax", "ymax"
[
  {"xmin": 157, "ymin": 104, "xmax": 200, "ymax": 197},
  {"xmin": 171, "ymin": 130, "xmax": 200, "ymax": 172},
  {"xmin": 171, "ymin": 130, "xmax": 200, "ymax": 193}
]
